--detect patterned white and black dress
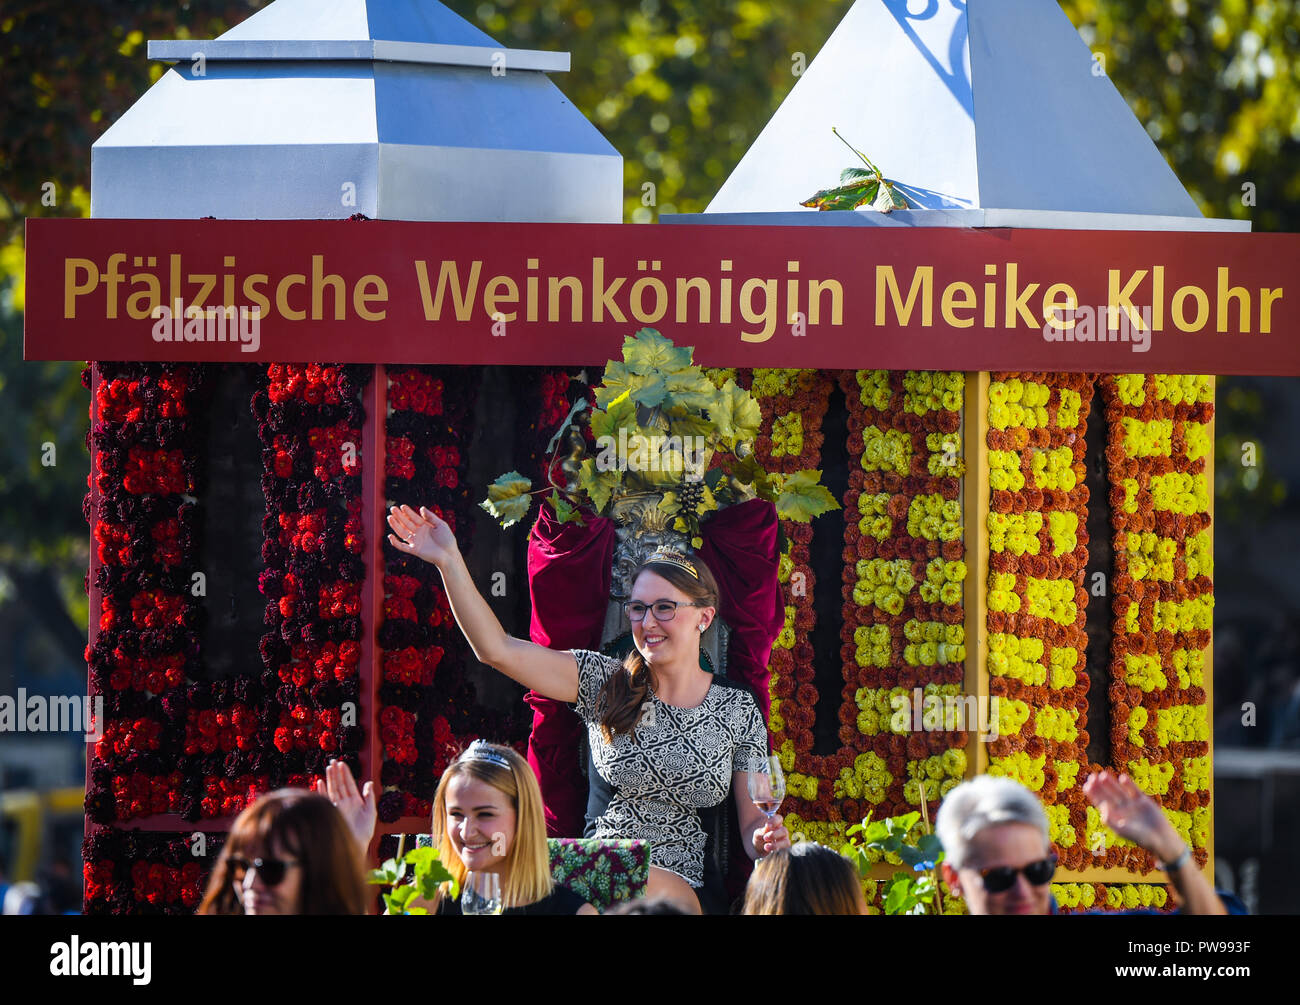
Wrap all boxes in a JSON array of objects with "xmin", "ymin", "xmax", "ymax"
[{"xmin": 571, "ymin": 648, "xmax": 769, "ymax": 891}]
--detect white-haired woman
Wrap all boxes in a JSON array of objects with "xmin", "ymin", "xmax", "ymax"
[{"xmin": 935, "ymin": 770, "xmax": 1225, "ymax": 915}]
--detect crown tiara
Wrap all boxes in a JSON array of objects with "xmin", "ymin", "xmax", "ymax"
[
  {"xmin": 645, "ymin": 549, "xmax": 699, "ymax": 579},
  {"xmin": 458, "ymin": 739, "xmax": 513, "ymax": 771}
]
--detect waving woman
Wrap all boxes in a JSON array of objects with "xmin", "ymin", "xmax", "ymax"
[{"xmin": 387, "ymin": 503, "xmax": 790, "ymax": 914}]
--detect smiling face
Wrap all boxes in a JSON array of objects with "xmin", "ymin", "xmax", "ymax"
[
  {"xmin": 943, "ymin": 822, "xmax": 1054, "ymax": 916},
  {"xmin": 445, "ymin": 774, "xmax": 517, "ymax": 874},
  {"xmin": 235, "ymin": 836, "xmax": 302, "ymax": 916},
  {"xmin": 630, "ymin": 569, "xmax": 713, "ymax": 668}
]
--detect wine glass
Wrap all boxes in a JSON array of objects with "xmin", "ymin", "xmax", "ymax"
[
  {"xmin": 460, "ymin": 872, "xmax": 503, "ymax": 915},
  {"xmin": 748, "ymin": 755, "xmax": 786, "ymax": 820}
]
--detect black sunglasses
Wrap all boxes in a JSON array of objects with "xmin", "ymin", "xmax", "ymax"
[
  {"xmin": 622, "ymin": 599, "xmax": 706, "ymax": 623},
  {"xmin": 229, "ymin": 855, "xmax": 300, "ymax": 887},
  {"xmin": 974, "ymin": 853, "xmax": 1057, "ymax": 894}
]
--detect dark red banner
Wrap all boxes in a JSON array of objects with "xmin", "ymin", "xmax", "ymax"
[{"xmin": 23, "ymin": 218, "xmax": 1300, "ymax": 374}]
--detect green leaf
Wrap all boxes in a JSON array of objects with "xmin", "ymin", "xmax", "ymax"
[
  {"xmin": 548, "ymin": 490, "xmax": 584, "ymax": 525},
  {"xmin": 723, "ymin": 451, "xmax": 765, "ymax": 487},
  {"xmin": 703, "ymin": 467, "xmax": 724, "ymax": 493},
  {"xmin": 709, "ymin": 379, "xmax": 762, "ymax": 445},
  {"xmin": 386, "ymin": 886, "xmax": 416, "ymax": 914},
  {"xmin": 658, "ymin": 491, "xmax": 682, "ymax": 517},
  {"xmin": 662, "ymin": 409, "xmax": 714, "ymax": 442},
  {"xmin": 845, "ymin": 823, "xmax": 863, "ymax": 837},
  {"xmin": 594, "ymin": 360, "xmax": 636, "ymax": 410},
  {"xmin": 480, "ymin": 471, "xmax": 534, "ymax": 528},
  {"xmin": 578, "ymin": 457, "xmax": 617, "ymax": 513},
  {"xmin": 622, "ymin": 328, "xmax": 693, "ymax": 376},
  {"xmin": 884, "ymin": 879, "xmax": 914, "ymax": 915},
  {"xmin": 891, "ymin": 811, "xmax": 922, "ymax": 833},
  {"xmin": 874, "ymin": 181, "xmax": 910, "ymax": 213},
  {"xmin": 662, "ymin": 370, "xmax": 718, "ymax": 413},
  {"xmin": 589, "ymin": 390, "xmax": 636, "ymax": 442},
  {"xmin": 774, "ymin": 470, "xmax": 841, "ymax": 522},
  {"xmin": 800, "ymin": 179, "xmax": 878, "ymax": 211},
  {"xmin": 628, "ymin": 374, "xmax": 668, "ymax": 410},
  {"xmin": 897, "ymin": 845, "xmax": 929, "ymax": 869},
  {"xmin": 840, "ymin": 166, "xmax": 875, "ymax": 184}
]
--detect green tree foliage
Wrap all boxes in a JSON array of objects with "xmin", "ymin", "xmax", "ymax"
[{"xmin": 1061, "ymin": 0, "xmax": 1300, "ymax": 233}]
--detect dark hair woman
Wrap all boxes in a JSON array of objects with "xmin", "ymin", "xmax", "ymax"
[
  {"xmin": 387, "ymin": 503, "xmax": 790, "ymax": 916},
  {"xmin": 742, "ymin": 843, "xmax": 867, "ymax": 916},
  {"xmin": 197, "ymin": 789, "xmax": 369, "ymax": 915}
]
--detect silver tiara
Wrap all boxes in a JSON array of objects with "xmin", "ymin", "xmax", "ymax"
[{"xmin": 459, "ymin": 739, "xmax": 512, "ymax": 771}]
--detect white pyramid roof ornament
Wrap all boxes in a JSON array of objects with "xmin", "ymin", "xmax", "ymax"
[
  {"xmin": 92, "ymin": 0, "xmax": 621, "ymax": 223},
  {"xmin": 695, "ymin": 0, "xmax": 1247, "ymax": 233}
]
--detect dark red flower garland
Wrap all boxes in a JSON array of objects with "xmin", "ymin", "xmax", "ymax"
[
  {"xmin": 378, "ymin": 366, "xmax": 483, "ymax": 823},
  {"xmin": 85, "ymin": 363, "xmax": 207, "ymax": 826},
  {"xmin": 253, "ymin": 364, "xmax": 369, "ymax": 807},
  {"xmin": 83, "ymin": 828, "xmax": 219, "ymax": 916}
]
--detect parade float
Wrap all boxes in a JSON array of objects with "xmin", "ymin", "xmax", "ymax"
[{"xmin": 22, "ymin": 0, "xmax": 1300, "ymax": 912}]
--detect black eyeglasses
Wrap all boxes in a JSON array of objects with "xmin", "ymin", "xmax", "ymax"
[
  {"xmin": 622, "ymin": 599, "xmax": 706, "ymax": 623},
  {"xmin": 229, "ymin": 856, "xmax": 300, "ymax": 887},
  {"xmin": 973, "ymin": 853, "xmax": 1057, "ymax": 893}
]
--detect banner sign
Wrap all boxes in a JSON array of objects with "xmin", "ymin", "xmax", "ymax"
[{"xmin": 23, "ymin": 218, "xmax": 1300, "ymax": 374}]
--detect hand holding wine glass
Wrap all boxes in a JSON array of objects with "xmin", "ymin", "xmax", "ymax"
[{"xmin": 749, "ymin": 756, "xmax": 791, "ymax": 856}]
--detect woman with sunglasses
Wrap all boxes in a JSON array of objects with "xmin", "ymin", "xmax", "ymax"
[
  {"xmin": 387, "ymin": 503, "xmax": 790, "ymax": 915},
  {"xmin": 197, "ymin": 789, "xmax": 369, "ymax": 915},
  {"xmin": 935, "ymin": 772, "xmax": 1226, "ymax": 914}
]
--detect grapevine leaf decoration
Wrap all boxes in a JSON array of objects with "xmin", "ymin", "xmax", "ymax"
[
  {"xmin": 589, "ymin": 389, "xmax": 636, "ymax": 442},
  {"xmin": 628, "ymin": 373, "xmax": 669, "ymax": 410},
  {"xmin": 623, "ymin": 327, "xmax": 694, "ymax": 375},
  {"xmin": 479, "ymin": 471, "xmax": 534, "ymax": 527},
  {"xmin": 663, "ymin": 368, "xmax": 721, "ymax": 414},
  {"xmin": 774, "ymin": 469, "xmax": 841, "ymax": 522},
  {"xmin": 578, "ymin": 457, "xmax": 618, "ymax": 513},
  {"xmin": 710, "ymin": 378, "xmax": 762, "ymax": 446},
  {"xmin": 594, "ymin": 360, "xmax": 635, "ymax": 410},
  {"xmin": 484, "ymin": 328, "xmax": 836, "ymax": 528},
  {"xmin": 801, "ymin": 128, "xmax": 910, "ymax": 214},
  {"xmin": 548, "ymin": 489, "xmax": 584, "ymax": 526}
]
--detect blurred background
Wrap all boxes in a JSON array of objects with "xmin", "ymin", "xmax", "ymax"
[{"xmin": 1, "ymin": 0, "xmax": 1297, "ymax": 913}]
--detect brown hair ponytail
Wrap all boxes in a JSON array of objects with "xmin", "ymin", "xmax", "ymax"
[{"xmin": 597, "ymin": 553, "xmax": 719, "ymax": 742}]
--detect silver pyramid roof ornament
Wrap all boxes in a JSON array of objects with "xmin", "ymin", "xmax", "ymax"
[
  {"xmin": 92, "ymin": 0, "xmax": 621, "ymax": 223},
  {"xmin": 691, "ymin": 0, "xmax": 1246, "ymax": 232}
]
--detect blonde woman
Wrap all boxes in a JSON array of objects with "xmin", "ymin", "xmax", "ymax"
[{"xmin": 325, "ymin": 743, "xmax": 596, "ymax": 915}]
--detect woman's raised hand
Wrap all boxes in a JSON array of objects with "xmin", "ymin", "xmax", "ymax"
[
  {"xmin": 317, "ymin": 758, "xmax": 377, "ymax": 855},
  {"xmin": 387, "ymin": 504, "xmax": 458, "ymax": 569}
]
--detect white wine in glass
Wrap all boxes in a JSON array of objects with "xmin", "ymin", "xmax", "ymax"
[
  {"xmin": 461, "ymin": 872, "xmax": 503, "ymax": 915},
  {"xmin": 747, "ymin": 755, "xmax": 786, "ymax": 819}
]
